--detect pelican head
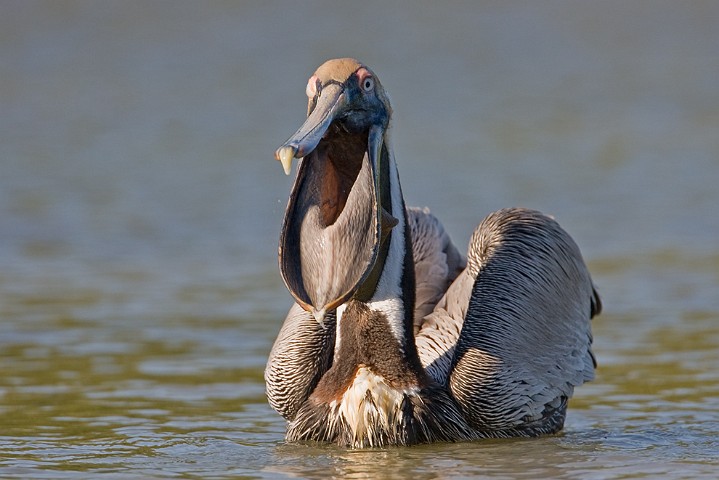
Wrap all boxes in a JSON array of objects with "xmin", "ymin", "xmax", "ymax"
[{"xmin": 275, "ymin": 58, "xmax": 395, "ymax": 323}]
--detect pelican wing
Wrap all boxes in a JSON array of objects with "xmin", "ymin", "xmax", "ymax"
[
  {"xmin": 409, "ymin": 207, "xmax": 474, "ymax": 383},
  {"xmin": 448, "ymin": 208, "xmax": 598, "ymax": 431},
  {"xmin": 417, "ymin": 208, "xmax": 599, "ymax": 433},
  {"xmin": 407, "ymin": 207, "xmax": 465, "ymax": 330},
  {"xmin": 264, "ymin": 304, "xmax": 336, "ymax": 420}
]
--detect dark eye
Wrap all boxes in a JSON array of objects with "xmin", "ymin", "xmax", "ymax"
[{"xmin": 362, "ymin": 77, "xmax": 374, "ymax": 92}]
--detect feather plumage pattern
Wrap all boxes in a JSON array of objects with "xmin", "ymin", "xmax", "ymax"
[{"xmin": 266, "ymin": 58, "xmax": 600, "ymax": 448}]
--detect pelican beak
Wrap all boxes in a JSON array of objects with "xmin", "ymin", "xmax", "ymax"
[
  {"xmin": 274, "ymin": 82, "xmax": 347, "ymax": 176},
  {"xmin": 275, "ymin": 79, "xmax": 387, "ymax": 323}
]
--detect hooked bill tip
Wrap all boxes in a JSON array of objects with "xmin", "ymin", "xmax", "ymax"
[{"xmin": 276, "ymin": 146, "xmax": 295, "ymax": 175}]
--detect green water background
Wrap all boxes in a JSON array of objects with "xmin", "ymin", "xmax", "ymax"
[{"xmin": 1, "ymin": 1, "xmax": 718, "ymax": 478}]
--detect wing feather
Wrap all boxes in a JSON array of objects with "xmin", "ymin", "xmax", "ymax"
[
  {"xmin": 407, "ymin": 206, "xmax": 465, "ymax": 330},
  {"xmin": 447, "ymin": 208, "xmax": 598, "ymax": 431},
  {"xmin": 264, "ymin": 304, "xmax": 335, "ymax": 420},
  {"xmin": 407, "ymin": 207, "xmax": 472, "ymax": 384}
]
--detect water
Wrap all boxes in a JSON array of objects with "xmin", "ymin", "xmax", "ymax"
[{"xmin": 1, "ymin": 1, "xmax": 718, "ymax": 478}]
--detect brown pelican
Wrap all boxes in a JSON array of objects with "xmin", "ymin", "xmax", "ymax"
[{"xmin": 265, "ymin": 58, "xmax": 601, "ymax": 448}]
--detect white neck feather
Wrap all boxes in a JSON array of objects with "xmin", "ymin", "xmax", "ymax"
[{"xmin": 367, "ymin": 140, "xmax": 407, "ymax": 348}]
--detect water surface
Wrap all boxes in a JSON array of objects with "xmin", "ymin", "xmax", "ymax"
[{"xmin": 1, "ymin": 2, "xmax": 718, "ymax": 478}]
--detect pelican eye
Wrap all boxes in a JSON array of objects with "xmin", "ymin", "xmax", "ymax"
[{"xmin": 361, "ymin": 76, "xmax": 374, "ymax": 92}]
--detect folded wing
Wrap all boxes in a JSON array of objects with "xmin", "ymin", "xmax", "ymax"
[{"xmin": 416, "ymin": 208, "xmax": 599, "ymax": 433}]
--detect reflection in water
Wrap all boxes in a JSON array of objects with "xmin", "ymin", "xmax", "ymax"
[{"xmin": 1, "ymin": 1, "xmax": 719, "ymax": 478}]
